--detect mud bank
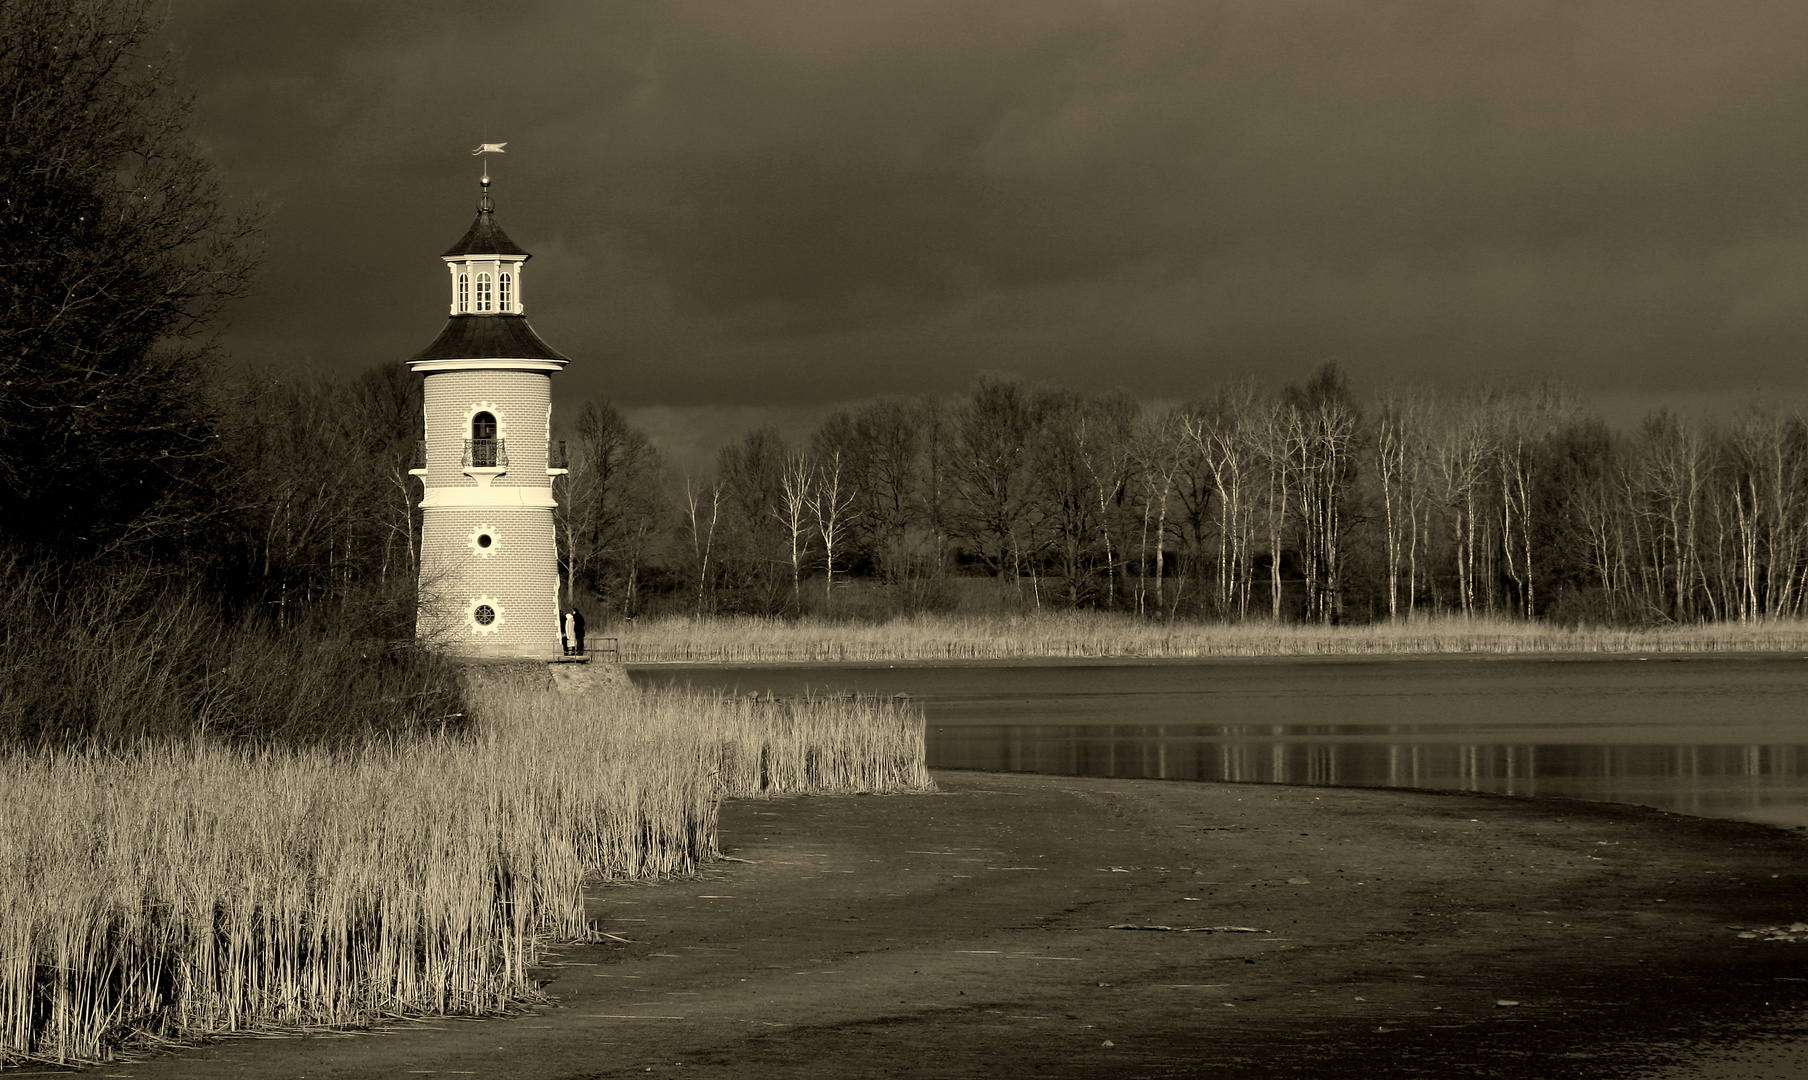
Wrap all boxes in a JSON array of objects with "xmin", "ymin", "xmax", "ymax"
[{"xmin": 96, "ymin": 773, "xmax": 1808, "ymax": 1079}]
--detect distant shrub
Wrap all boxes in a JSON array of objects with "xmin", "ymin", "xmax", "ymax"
[{"xmin": 0, "ymin": 555, "xmax": 466, "ymax": 748}]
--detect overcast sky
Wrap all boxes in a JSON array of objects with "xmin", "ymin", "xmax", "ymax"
[{"xmin": 166, "ymin": 0, "xmax": 1808, "ymax": 455}]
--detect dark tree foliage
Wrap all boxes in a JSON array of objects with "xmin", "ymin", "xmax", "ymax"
[
  {"xmin": 555, "ymin": 397, "xmax": 666, "ymax": 617},
  {"xmin": 811, "ymin": 395, "xmax": 948, "ymax": 585},
  {"xmin": 211, "ymin": 362, "xmax": 423, "ymax": 621},
  {"xmin": 712, "ymin": 427, "xmax": 792, "ymax": 612},
  {"xmin": 1533, "ymin": 416, "xmax": 1619, "ymax": 622},
  {"xmin": 946, "ymin": 374, "xmax": 1046, "ymax": 578},
  {"xmin": 0, "ymin": 0, "xmax": 258, "ymax": 563},
  {"xmin": 1281, "ymin": 362, "xmax": 1362, "ymax": 622}
]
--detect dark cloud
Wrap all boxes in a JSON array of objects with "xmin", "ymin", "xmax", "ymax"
[{"xmin": 163, "ymin": 0, "xmax": 1808, "ymax": 413}]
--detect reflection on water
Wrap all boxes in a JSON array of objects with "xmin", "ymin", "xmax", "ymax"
[
  {"xmin": 931, "ymin": 724, "xmax": 1808, "ymax": 825},
  {"xmin": 631, "ymin": 655, "xmax": 1808, "ymax": 827}
]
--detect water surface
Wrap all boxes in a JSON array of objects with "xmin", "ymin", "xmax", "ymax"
[{"xmin": 632, "ymin": 655, "xmax": 1808, "ymax": 827}]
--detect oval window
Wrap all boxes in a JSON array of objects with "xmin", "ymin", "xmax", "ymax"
[
  {"xmin": 473, "ymin": 604, "xmax": 496, "ymax": 626},
  {"xmin": 477, "ymin": 534, "xmax": 493, "ymax": 549}
]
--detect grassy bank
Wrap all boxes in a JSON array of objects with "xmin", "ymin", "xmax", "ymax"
[
  {"xmin": 0, "ymin": 560, "xmax": 464, "ymax": 747},
  {"xmin": 618, "ymin": 612, "xmax": 1808, "ymax": 663},
  {"xmin": 0, "ymin": 683, "xmax": 930, "ymax": 1066}
]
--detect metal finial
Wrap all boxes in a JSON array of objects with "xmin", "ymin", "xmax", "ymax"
[{"xmin": 471, "ymin": 141, "xmax": 505, "ymax": 212}]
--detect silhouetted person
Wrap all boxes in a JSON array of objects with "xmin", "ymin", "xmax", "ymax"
[
  {"xmin": 571, "ymin": 608, "xmax": 586, "ymax": 656},
  {"xmin": 561, "ymin": 610, "xmax": 573, "ymax": 656}
]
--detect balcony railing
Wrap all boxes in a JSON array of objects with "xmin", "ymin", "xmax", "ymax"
[
  {"xmin": 409, "ymin": 440, "xmax": 426, "ymax": 470},
  {"xmin": 462, "ymin": 438, "xmax": 508, "ymax": 469},
  {"xmin": 548, "ymin": 440, "xmax": 568, "ymax": 471}
]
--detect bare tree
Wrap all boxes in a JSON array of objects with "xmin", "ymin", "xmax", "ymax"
[
  {"xmin": 1076, "ymin": 393, "xmax": 1140, "ymax": 609},
  {"xmin": 813, "ymin": 397, "xmax": 937, "ymax": 584},
  {"xmin": 1373, "ymin": 388, "xmax": 1430, "ymax": 620},
  {"xmin": 715, "ymin": 428, "xmax": 792, "ymax": 612},
  {"xmin": 1493, "ymin": 385, "xmax": 1575, "ymax": 619},
  {"xmin": 775, "ymin": 450, "xmax": 812, "ymax": 612},
  {"xmin": 1283, "ymin": 364, "xmax": 1360, "ymax": 624},
  {"xmin": 807, "ymin": 451, "xmax": 857, "ymax": 608},
  {"xmin": 556, "ymin": 399, "xmax": 667, "ymax": 616},
  {"xmin": 947, "ymin": 376, "xmax": 1045, "ymax": 586},
  {"xmin": 1129, "ymin": 407, "xmax": 1187, "ymax": 616},
  {"xmin": 683, "ymin": 476, "xmax": 723, "ymax": 616},
  {"xmin": 1186, "ymin": 380, "xmax": 1265, "ymax": 619},
  {"xmin": 1033, "ymin": 388, "xmax": 1120, "ymax": 607},
  {"xmin": 1720, "ymin": 408, "xmax": 1808, "ymax": 620},
  {"xmin": 1249, "ymin": 403, "xmax": 1299, "ymax": 620},
  {"xmin": 1428, "ymin": 392, "xmax": 1499, "ymax": 617},
  {"xmin": 1636, "ymin": 412, "xmax": 1713, "ymax": 621}
]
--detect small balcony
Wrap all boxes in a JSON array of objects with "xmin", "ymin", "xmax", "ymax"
[
  {"xmin": 462, "ymin": 438, "xmax": 509, "ymax": 469},
  {"xmin": 408, "ymin": 440, "xmax": 427, "ymax": 477},
  {"xmin": 462, "ymin": 438, "xmax": 508, "ymax": 485},
  {"xmin": 548, "ymin": 439, "xmax": 569, "ymax": 476}
]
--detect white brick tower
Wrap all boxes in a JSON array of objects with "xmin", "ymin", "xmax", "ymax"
[{"xmin": 409, "ymin": 171, "xmax": 569, "ymax": 658}]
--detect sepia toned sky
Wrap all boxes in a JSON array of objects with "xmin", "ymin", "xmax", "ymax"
[{"xmin": 165, "ymin": 0, "xmax": 1808, "ymax": 453}]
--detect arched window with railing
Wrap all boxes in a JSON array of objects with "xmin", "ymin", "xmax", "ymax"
[
  {"xmin": 457, "ymin": 273, "xmax": 469, "ymax": 312},
  {"xmin": 499, "ymin": 272, "xmax": 512, "ymax": 312},
  {"xmin": 475, "ymin": 272, "xmax": 492, "ymax": 312},
  {"xmin": 467, "ymin": 411, "xmax": 502, "ymax": 468}
]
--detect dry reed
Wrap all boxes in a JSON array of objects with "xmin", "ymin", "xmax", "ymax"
[
  {"xmin": 0, "ymin": 683, "xmax": 929, "ymax": 1065},
  {"xmin": 619, "ymin": 612, "xmax": 1808, "ymax": 664}
]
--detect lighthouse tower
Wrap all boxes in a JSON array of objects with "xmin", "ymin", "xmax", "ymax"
[{"xmin": 408, "ymin": 171, "xmax": 569, "ymax": 658}]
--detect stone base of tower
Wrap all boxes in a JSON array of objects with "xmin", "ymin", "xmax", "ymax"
[
  {"xmin": 452, "ymin": 655, "xmax": 630, "ymax": 697},
  {"xmin": 441, "ymin": 641, "xmax": 569, "ymax": 660}
]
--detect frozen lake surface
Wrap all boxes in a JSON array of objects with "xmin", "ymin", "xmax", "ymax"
[{"xmin": 633, "ymin": 654, "xmax": 1808, "ymax": 828}]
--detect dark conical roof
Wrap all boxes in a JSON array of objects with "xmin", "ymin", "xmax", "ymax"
[
  {"xmin": 410, "ymin": 314, "xmax": 568, "ymax": 363},
  {"xmin": 442, "ymin": 197, "xmax": 530, "ymax": 258}
]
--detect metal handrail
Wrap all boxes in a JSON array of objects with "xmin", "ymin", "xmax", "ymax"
[
  {"xmin": 461, "ymin": 438, "xmax": 508, "ymax": 468},
  {"xmin": 548, "ymin": 440, "xmax": 569, "ymax": 470},
  {"xmin": 409, "ymin": 440, "xmax": 426, "ymax": 469},
  {"xmin": 566, "ymin": 636, "xmax": 618, "ymax": 660}
]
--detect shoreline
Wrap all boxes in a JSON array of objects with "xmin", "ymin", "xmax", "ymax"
[
  {"xmin": 626, "ymin": 649, "xmax": 1808, "ymax": 670},
  {"xmin": 107, "ymin": 772, "xmax": 1808, "ymax": 1079},
  {"xmin": 629, "ymin": 653, "xmax": 1808, "ymax": 834}
]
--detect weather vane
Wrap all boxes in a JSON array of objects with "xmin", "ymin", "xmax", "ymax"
[{"xmin": 472, "ymin": 141, "xmax": 506, "ymax": 184}]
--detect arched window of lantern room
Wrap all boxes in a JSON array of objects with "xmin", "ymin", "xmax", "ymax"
[
  {"xmin": 457, "ymin": 273, "xmax": 469, "ymax": 312},
  {"xmin": 475, "ymin": 272, "xmax": 492, "ymax": 312},
  {"xmin": 499, "ymin": 272, "xmax": 512, "ymax": 312}
]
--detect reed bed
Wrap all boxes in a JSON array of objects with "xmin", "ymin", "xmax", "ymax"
[
  {"xmin": 0, "ymin": 684, "xmax": 930, "ymax": 1066},
  {"xmin": 620, "ymin": 612, "xmax": 1808, "ymax": 664}
]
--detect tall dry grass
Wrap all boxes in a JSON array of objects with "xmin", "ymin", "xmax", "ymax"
[
  {"xmin": 619, "ymin": 612, "xmax": 1808, "ymax": 664},
  {"xmin": 0, "ymin": 683, "xmax": 930, "ymax": 1066},
  {"xmin": 0, "ymin": 557, "xmax": 465, "ymax": 747}
]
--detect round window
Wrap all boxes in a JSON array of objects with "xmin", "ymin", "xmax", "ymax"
[
  {"xmin": 473, "ymin": 604, "xmax": 496, "ymax": 626},
  {"xmin": 467, "ymin": 523, "xmax": 501, "ymax": 558}
]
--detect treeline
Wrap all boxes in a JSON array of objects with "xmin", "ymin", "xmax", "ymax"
[
  {"xmin": 0, "ymin": 359, "xmax": 462, "ymax": 745},
  {"xmin": 558, "ymin": 365, "xmax": 1808, "ymax": 627},
  {"xmin": 2, "ymin": 0, "xmax": 468, "ymax": 745}
]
